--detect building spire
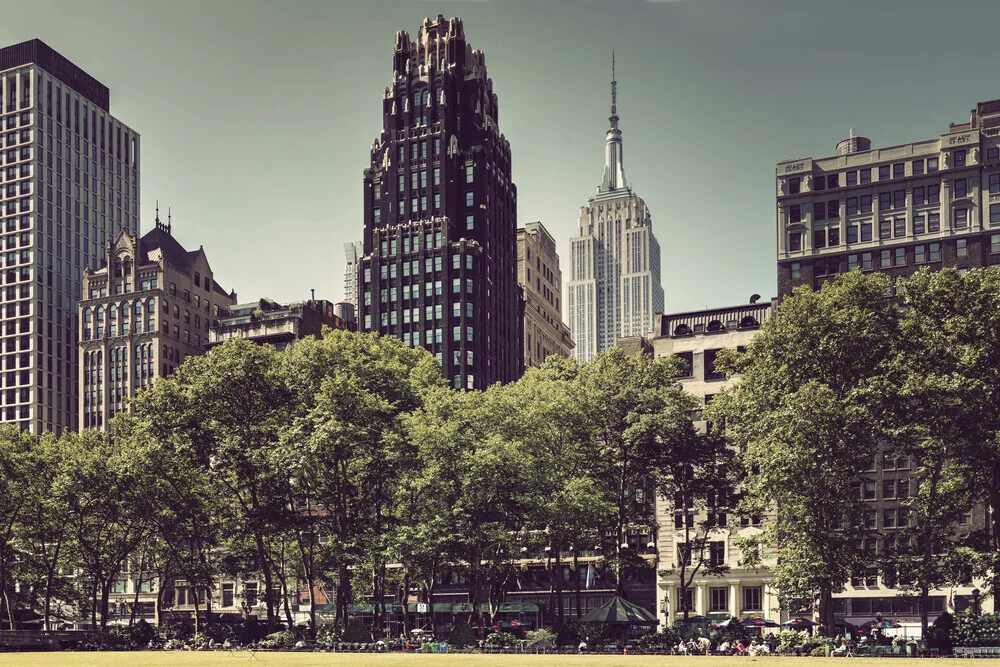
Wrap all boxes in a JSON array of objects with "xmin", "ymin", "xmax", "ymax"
[
  {"xmin": 600, "ymin": 51, "xmax": 626, "ymax": 192},
  {"xmin": 155, "ymin": 200, "xmax": 160, "ymax": 225}
]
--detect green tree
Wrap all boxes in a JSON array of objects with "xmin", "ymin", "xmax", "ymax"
[
  {"xmin": 576, "ymin": 348, "xmax": 698, "ymax": 598},
  {"xmin": 280, "ymin": 329, "xmax": 442, "ymax": 630},
  {"xmin": 133, "ymin": 338, "xmax": 293, "ymax": 631},
  {"xmin": 707, "ymin": 271, "xmax": 897, "ymax": 634},
  {"xmin": 0, "ymin": 426, "xmax": 35, "ymax": 629}
]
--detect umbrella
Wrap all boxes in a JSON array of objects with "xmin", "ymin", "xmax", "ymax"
[
  {"xmin": 782, "ymin": 618, "xmax": 818, "ymax": 628},
  {"xmin": 862, "ymin": 619, "xmax": 901, "ymax": 629},
  {"xmin": 740, "ymin": 618, "xmax": 779, "ymax": 628}
]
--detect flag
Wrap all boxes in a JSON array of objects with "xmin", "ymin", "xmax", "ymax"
[
  {"xmin": 585, "ymin": 563, "xmax": 595, "ymax": 590},
  {"xmin": 948, "ymin": 589, "xmax": 954, "ymax": 611}
]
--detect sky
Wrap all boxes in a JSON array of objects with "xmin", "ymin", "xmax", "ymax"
[{"xmin": 3, "ymin": 0, "xmax": 1000, "ymax": 315}]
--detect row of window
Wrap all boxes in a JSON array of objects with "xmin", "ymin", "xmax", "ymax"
[
  {"xmin": 675, "ymin": 585, "xmax": 763, "ymax": 613},
  {"xmin": 786, "ymin": 151, "xmax": 996, "ymax": 194}
]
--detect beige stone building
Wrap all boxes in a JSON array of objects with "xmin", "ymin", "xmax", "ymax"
[
  {"xmin": 78, "ymin": 215, "xmax": 235, "ymax": 429},
  {"xmin": 517, "ymin": 221, "xmax": 573, "ymax": 368},
  {"xmin": 638, "ymin": 299, "xmax": 779, "ymax": 626}
]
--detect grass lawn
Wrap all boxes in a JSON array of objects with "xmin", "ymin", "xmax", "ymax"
[{"xmin": 0, "ymin": 653, "xmax": 954, "ymax": 667}]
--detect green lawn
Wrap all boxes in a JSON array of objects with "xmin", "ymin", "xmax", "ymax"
[{"xmin": 0, "ymin": 653, "xmax": 956, "ymax": 667}]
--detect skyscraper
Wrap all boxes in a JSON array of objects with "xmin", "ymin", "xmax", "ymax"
[
  {"xmin": 359, "ymin": 16, "xmax": 522, "ymax": 389},
  {"xmin": 0, "ymin": 39, "xmax": 139, "ymax": 433},
  {"xmin": 568, "ymin": 56, "xmax": 663, "ymax": 363},
  {"xmin": 517, "ymin": 221, "xmax": 573, "ymax": 368}
]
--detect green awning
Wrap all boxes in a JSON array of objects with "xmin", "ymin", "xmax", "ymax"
[{"xmin": 497, "ymin": 602, "xmax": 539, "ymax": 613}]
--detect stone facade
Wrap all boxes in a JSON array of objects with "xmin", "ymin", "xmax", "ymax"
[
  {"xmin": 359, "ymin": 16, "xmax": 522, "ymax": 389},
  {"xmin": 78, "ymin": 216, "xmax": 235, "ymax": 429},
  {"xmin": 568, "ymin": 58, "xmax": 663, "ymax": 362},
  {"xmin": 517, "ymin": 221, "xmax": 572, "ymax": 368}
]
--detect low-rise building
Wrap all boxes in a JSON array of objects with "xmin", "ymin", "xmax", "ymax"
[
  {"xmin": 208, "ymin": 297, "xmax": 350, "ymax": 350},
  {"xmin": 78, "ymin": 216, "xmax": 235, "ymax": 430}
]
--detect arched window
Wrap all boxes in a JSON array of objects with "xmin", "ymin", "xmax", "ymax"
[
  {"xmin": 95, "ymin": 306, "xmax": 105, "ymax": 337},
  {"xmin": 109, "ymin": 304, "xmax": 118, "ymax": 337},
  {"xmin": 707, "ymin": 320, "xmax": 725, "ymax": 332},
  {"xmin": 147, "ymin": 298, "xmax": 155, "ymax": 329},
  {"xmin": 674, "ymin": 324, "xmax": 692, "ymax": 336},
  {"xmin": 739, "ymin": 316, "xmax": 760, "ymax": 329}
]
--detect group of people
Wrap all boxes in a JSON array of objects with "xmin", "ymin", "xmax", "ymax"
[{"xmin": 712, "ymin": 634, "xmax": 776, "ymax": 656}]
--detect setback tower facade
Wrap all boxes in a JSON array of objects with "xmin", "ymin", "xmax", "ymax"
[
  {"xmin": 359, "ymin": 16, "xmax": 521, "ymax": 388},
  {"xmin": 0, "ymin": 39, "xmax": 139, "ymax": 433},
  {"xmin": 568, "ymin": 56, "xmax": 663, "ymax": 363}
]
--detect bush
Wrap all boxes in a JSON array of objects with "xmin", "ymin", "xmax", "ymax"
[
  {"xmin": 203, "ymin": 622, "xmax": 237, "ymax": 643},
  {"xmin": 777, "ymin": 629, "xmax": 805, "ymax": 654},
  {"xmin": 525, "ymin": 628, "xmax": 557, "ymax": 650},
  {"xmin": 636, "ymin": 629, "xmax": 681, "ymax": 651},
  {"xmin": 258, "ymin": 630, "xmax": 295, "ymax": 649},
  {"xmin": 129, "ymin": 619, "xmax": 157, "ymax": 645},
  {"xmin": 952, "ymin": 612, "xmax": 1000, "ymax": 647},
  {"xmin": 342, "ymin": 617, "xmax": 372, "ymax": 643},
  {"xmin": 810, "ymin": 646, "xmax": 827, "ymax": 656},
  {"xmin": 801, "ymin": 636, "xmax": 834, "ymax": 655},
  {"xmin": 449, "ymin": 620, "xmax": 477, "ymax": 648},
  {"xmin": 929, "ymin": 611, "xmax": 954, "ymax": 653},
  {"xmin": 316, "ymin": 622, "xmax": 343, "ymax": 649},
  {"xmin": 485, "ymin": 630, "xmax": 516, "ymax": 647}
]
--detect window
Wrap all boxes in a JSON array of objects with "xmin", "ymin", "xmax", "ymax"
[
  {"xmin": 990, "ymin": 147, "xmax": 999, "ymax": 162},
  {"xmin": 955, "ymin": 149, "xmax": 967, "ymax": 168},
  {"xmin": 879, "ymin": 165, "xmax": 890, "ymax": 180},
  {"xmin": 790, "ymin": 261, "xmax": 801, "ymax": 279},
  {"xmin": 912, "ymin": 159, "xmax": 924, "ymax": 176},
  {"xmin": 958, "ymin": 238, "xmax": 968, "ymax": 257},
  {"xmin": 704, "ymin": 349, "xmax": 724, "ymax": 381},
  {"xmin": 828, "ymin": 174, "xmax": 838, "ymax": 189},
  {"xmin": 914, "ymin": 186, "xmax": 925, "ymax": 205},
  {"xmin": 954, "ymin": 209, "xmax": 968, "ymax": 228},
  {"xmin": 222, "ymin": 583, "xmax": 234, "ymax": 608},
  {"xmin": 881, "ymin": 249, "xmax": 891, "ymax": 268},
  {"xmin": 828, "ymin": 200, "xmax": 839, "ymax": 218},
  {"xmin": 465, "ymin": 164, "xmax": 473, "ymax": 183},
  {"xmin": 914, "ymin": 215, "xmax": 925, "ymax": 234},
  {"xmin": 848, "ymin": 254, "xmax": 858, "ymax": 270},
  {"xmin": 929, "ymin": 213, "xmax": 940, "ymax": 232},
  {"xmin": 789, "ymin": 177, "xmax": 800, "ymax": 194},
  {"xmin": 847, "ymin": 225, "xmax": 858, "ymax": 243},
  {"xmin": 991, "ymin": 174, "xmax": 1000, "ymax": 193},
  {"xmin": 813, "ymin": 229, "xmax": 826, "ymax": 248},
  {"xmin": 894, "ymin": 190, "xmax": 905, "ymax": 209},
  {"xmin": 861, "ymin": 194, "xmax": 872, "ymax": 213},
  {"xmin": 814, "ymin": 202, "xmax": 826, "ymax": 220},
  {"xmin": 789, "ymin": 205, "xmax": 801, "ymax": 223},
  {"xmin": 915, "ymin": 245, "xmax": 926, "ymax": 263},
  {"xmin": 928, "ymin": 157, "xmax": 939, "ymax": 172},
  {"xmin": 466, "ymin": 214, "xmax": 474, "ymax": 230},
  {"xmin": 847, "ymin": 197, "xmax": 858, "ymax": 215},
  {"xmin": 895, "ymin": 247, "xmax": 906, "ymax": 266},
  {"xmin": 992, "ymin": 234, "xmax": 1000, "ymax": 254},
  {"xmin": 930, "ymin": 242, "xmax": 941, "ymax": 261},
  {"xmin": 862, "ymin": 252, "xmax": 873, "ymax": 270},
  {"xmin": 879, "ymin": 219, "xmax": 891, "ymax": 239},
  {"xmin": 879, "ymin": 192, "xmax": 891, "ymax": 211},
  {"xmin": 847, "ymin": 171, "xmax": 857, "ymax": 186},
  {"xmin": 860, "ymin": 168, "xmax": 871, "ymax": 184},
  {"xmin": 861, "ymin": 221, "xmax": 872, "ymax": 241},
  {"xmin": 828, "ymin": 227, "xmax": 840, "ymax": 246},
  {"xmin": 894, "ymin": 218, "xmax": 906, "ymax": 237},
  {"xmin": 893, "ymin": 163, "xmax": 905, "ymax": 179},
  {"xmin": 743, "ymin": 586, "xmax": 762, "ymax": 612},
  {"xmin": 788, "ymin": 232, "xmax": 802, "ymax": 251},
  {"xmin": 928, "ymin": 184, "xmax": 940, "ymax": 203},
  {"xmin": 710, "ymin": 541, "xmax": 726, "ymax": 567},
  {"xmin": 675, "ymin": 351, "xmax": 693, "ymax": 377},
  {"xmin": 465, "ymin": 191, "xmax": 474, "ymax": 207},
  {"xmin": 953, "ymin": 179, "xmax": 968, "ymax": 198},
  {"xmin": 815, "ymin": 176, "xmax": 826, "ymax": 191},
  {"xmin": 710, "ymin": 587, "xmax": 729, "ymax": 612},
  {"xmin": 863, "ymin": 480, "xmax": 877, "ymax": 500}
]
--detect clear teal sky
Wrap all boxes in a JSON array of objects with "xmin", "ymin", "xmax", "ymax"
[{"xmin": 3, "ymin": 0, "xmax": 999, "ymax": 314}]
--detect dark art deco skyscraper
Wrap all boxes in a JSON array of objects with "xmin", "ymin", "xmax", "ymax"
[
  {"xmin": 0, "ymin": 39, "xmax": 139, "ymax": 433},
  {"xmin": 360, "ymin": 16, "xmax": 521, "ymax": 389}
]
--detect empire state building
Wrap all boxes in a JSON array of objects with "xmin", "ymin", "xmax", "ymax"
[{"xmin": 567, "ymin": 57, "xmax": 663, "ymax": 363}]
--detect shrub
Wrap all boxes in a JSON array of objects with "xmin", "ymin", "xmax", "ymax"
[
  {"xmin": 525, "ymin": 628, "xmax": 557, "ymax": 650},
  {"xmin": 342, "ymin": 617, "xmax": 372, "ymax": 643},
  {"xmin": 636, "ymin": 628, "xmax": 681, "ymax": 651},
  {"xmin": 129, "ymin": 619, "xmax": 157, "ymax": 645},
  {"xmin": 485, "ymin": 630, "xmax": 516, "ymax": 647},
  {"xmin": 952, "ymin": 612, "xmax": 1000, "ymax": 647},
  {"xmin": 258, "ymin": 630, "xmax": 295, "ymax": 649},
  {"xmin": 316, "ymin": 622, "xmax": 343, "ymax": 649},
  {"xmin": 810, "ymin": 646, "xmax": 827, "ymax": 656},
  {"xmin": 449, "ymin": 620, "xmax": 477, "ymax": 648},
  {"xmin": 777, "ymin": 629, "xmax": 805, "ymax": 654}
]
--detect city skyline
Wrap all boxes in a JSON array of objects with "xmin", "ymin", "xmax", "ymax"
[{"xmin": 3, "ymin": 0, "xmax": 1000, "ymax": 317}]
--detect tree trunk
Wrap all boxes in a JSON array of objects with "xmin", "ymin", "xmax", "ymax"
[
  {"xmin": 400, "ymin": 569, "xmax": 411, "ymax": 636},
  {"xmin": 819, "ymin": 587, "xmax": 834, "ymax": 637},
  {"xmin": 192, "ymin": 586, "xmax": 202, "ymax": 636},
  {"xmin": 336, "ymin": 563, "xmax": 351, "ymax": 624},
  {"xmin": 255, "ymin": 532, "xmax": 277, "ymax": 631},
  {"xmin": 920, "ymin": 583, "xmax": 930, "ymax": 641},
  {"xmin": 554, "ymin": 548, "xmax": 564, "ymax": 627},
  {"xmin": 99, "ymin": 578, "xmax": 112, "ymax": 631},
  {"xmin": 2, "ymin": 571, "xmax": 14, "ymax": 630},
  {"xmin": 129, "ymin": 558, "xmax": 143, "ymax": 626}
]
